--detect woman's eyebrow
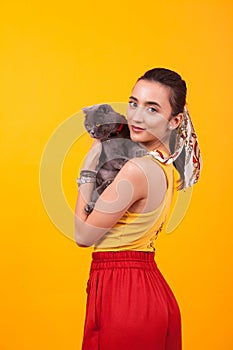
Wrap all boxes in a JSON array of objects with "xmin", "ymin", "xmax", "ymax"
[
  {"xmin": 145, "ymin": 101, "xmax": 161, "ymax": 108},
  {"xmin": 129, "ymin": 96, "xmax": 161, "ymax": 108},
  {"xmin": 129, "ymin": 96, "xmax": 138, "ymax": 101}
]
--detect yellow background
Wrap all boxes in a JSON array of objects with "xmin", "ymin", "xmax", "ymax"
[{"xmin": 1, "ymin": 0, "xmax": 233, "ymax": 349}]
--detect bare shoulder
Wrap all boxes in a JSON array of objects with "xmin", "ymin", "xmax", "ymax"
[
  {"xmin": 115, "ymin": 156, "xmax": 168, "ymax": 212},
  {"xmin": 119, "ymin": 156, "xmax": 166, "ymax": 183},
  {"xmin": 116, "ymin": 156, "xmax": 167, "ymax": 198}
]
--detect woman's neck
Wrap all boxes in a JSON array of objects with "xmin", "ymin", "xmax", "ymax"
[{"xmin": 140, "ymin": 138, "xmax": 170, "ymax": 155}]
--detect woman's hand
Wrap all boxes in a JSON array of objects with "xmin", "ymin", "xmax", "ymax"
[{"xmin": 82, "ymin": 139, "xmax": 102, "ymax": 171}]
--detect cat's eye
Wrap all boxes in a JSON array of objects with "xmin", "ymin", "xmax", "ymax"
[{"xmin": 95, "ymin": 123, "xmax": 101, "ymax": 127}]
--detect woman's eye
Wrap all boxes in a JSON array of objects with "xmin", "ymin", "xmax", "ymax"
[
  {"xmin": 147, "ymin": 107, "xmax": 158, "ymax": 113},
  {"xmin": 128, "ymin": 101, "xmax": 137, "ymax": 108}
]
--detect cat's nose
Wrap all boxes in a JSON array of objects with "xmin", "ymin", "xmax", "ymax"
[{"xmin": 90, "ymin": 129, "xmax": 95, "ymax": 137}]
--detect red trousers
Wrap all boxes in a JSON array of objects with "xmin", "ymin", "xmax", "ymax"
[{"xmin": 82, "ymin": 251, "xmax": 182, "ymax": 350}]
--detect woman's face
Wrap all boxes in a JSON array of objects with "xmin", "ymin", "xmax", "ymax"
[{"xmin": 126, "ymin": 79, "xmax": 175, "ymax": 151}]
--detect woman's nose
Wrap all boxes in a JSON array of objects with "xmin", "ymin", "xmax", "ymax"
[{"xmin": 131, "ymin": 107, "xmax": 144, "ymax": 123}]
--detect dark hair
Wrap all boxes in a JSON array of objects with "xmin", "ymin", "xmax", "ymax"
[{"xmin": 137, "ymin": 68, "xmax": 187, "ymax": 190}]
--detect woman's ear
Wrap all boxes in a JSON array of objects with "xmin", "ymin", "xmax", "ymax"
[{"xmin": 169, "ymin": 113, "xmax": 183, "ymax": 129}]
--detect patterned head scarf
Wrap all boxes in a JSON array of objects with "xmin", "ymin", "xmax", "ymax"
[{"xmin": 148, "ymin": 106, "xmax": 202, "ymax": 189}]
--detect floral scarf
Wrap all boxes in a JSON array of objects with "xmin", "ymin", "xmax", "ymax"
[{"xmin": 148, "ymin": 107, "xmax": 202, "ymax": 189}]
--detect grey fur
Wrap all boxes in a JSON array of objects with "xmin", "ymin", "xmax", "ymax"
[{"xmin": 83, "ymin": 104, "xmax": 147, "ymax": 214}]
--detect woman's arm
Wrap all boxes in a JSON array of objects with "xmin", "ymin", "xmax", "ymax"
[
  {"xmin": 75, "ymin": 139, "xmax": 102, "ymax": 223},
  {"xmin": 74, "ymin": 149, "xmax": 167, "ymax": 247},
  {"xmin": 75, "ymin": 159, "xmax": 146, "ymax": 246}
]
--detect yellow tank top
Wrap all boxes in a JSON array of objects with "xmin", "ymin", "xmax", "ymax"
[{"xmin": 94, "ymin": 153, "xmax": 178, "ymax": 252}]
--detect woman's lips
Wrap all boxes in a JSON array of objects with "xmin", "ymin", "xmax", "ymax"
[{"xmin": 131, "ymin": 125, "xmax": 145, "ymax": 132}]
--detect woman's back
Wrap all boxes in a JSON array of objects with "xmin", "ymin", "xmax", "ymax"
[{"xmin": 94, "ymin": 152, "xmax": 176, "ymax": 252}]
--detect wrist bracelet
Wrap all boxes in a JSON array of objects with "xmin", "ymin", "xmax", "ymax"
[
  {"xmin": 80, "ymin": 170, "xmax": 97, "ymax": 177},
  {"xmin": 76, "ymin": 176, "xmax": 96, "ymax": 187},
  {"xmin": 76, "ymin": 169, "xmax": 97, "ymax": 187}
]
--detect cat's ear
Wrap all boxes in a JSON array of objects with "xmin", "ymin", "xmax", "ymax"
[
  {"xmin": 97, "ymin": 104, "xmax": 113, "ymax": 114},
  {"xmin": 82, "ymin": 106, "xmax": 93, "ymax": 115}
]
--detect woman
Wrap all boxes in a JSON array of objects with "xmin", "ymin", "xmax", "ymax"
[{"xmin": 75, "ymin": 68, "xmax": 201, "ymax": 350}]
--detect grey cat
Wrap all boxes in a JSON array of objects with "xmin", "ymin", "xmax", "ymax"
[{"xmin": 83, "ymin": 103, "xmax": 147, "ymax": 214}]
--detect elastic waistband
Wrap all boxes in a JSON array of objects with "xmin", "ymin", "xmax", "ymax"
[
  {"xmin": 92, "ymin": 250, "xmax": 155, "ymax": 262},
  {"xmin": 90, "ymin": 251, "xmax": 156, "ymax": 271}
]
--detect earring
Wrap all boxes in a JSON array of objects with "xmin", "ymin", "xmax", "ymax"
[{"xmin": 168, "ymin": 124, "xmax": 173, "ymax": 130}]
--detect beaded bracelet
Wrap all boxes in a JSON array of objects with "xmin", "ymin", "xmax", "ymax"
[{"xmin": 76, "ymin": 169, "xmax": 97, "ymax": 187}]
